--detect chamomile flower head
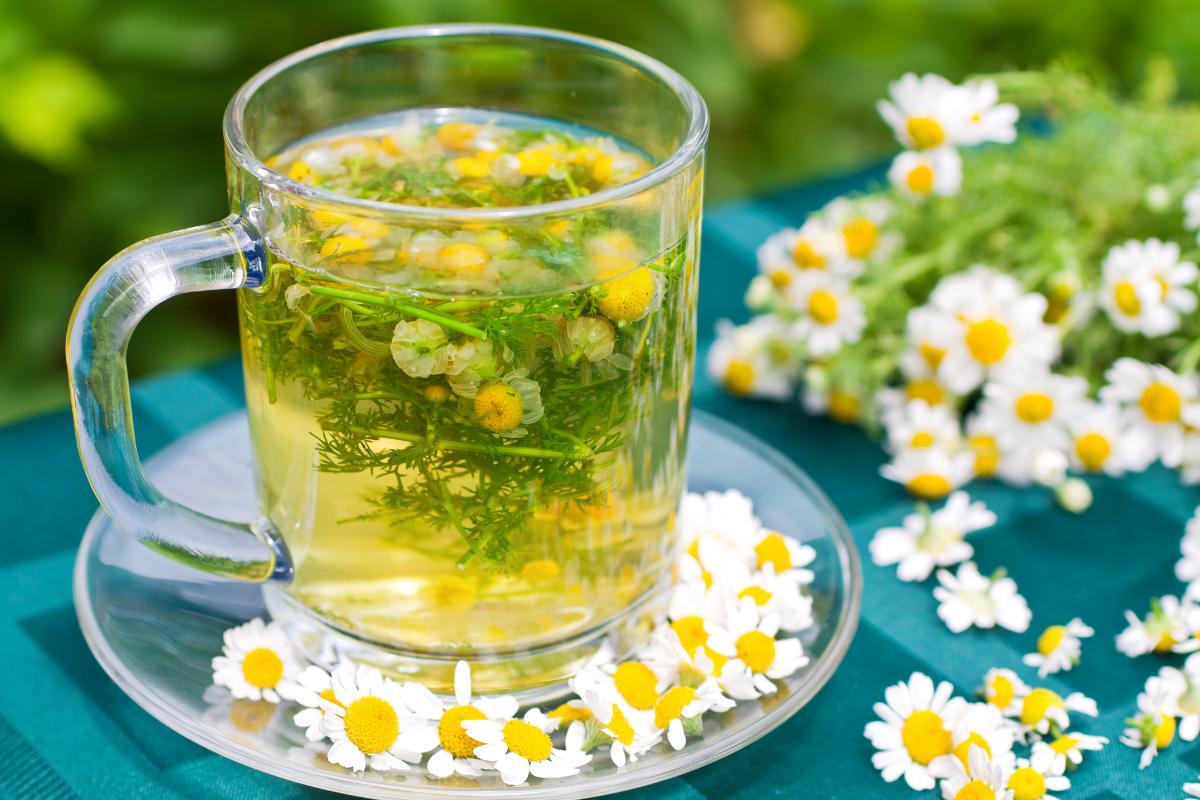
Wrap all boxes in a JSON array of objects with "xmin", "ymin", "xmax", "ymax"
[
  {"xmin": 749, "ymin": 528, "xmax": 816, "ymax": 580},
  {"xmin": 965, "ymin": 412, "xmax": 1004, "ymax": 480},
  {"xmin": 784, "ymin": 273, "xmax": 866, "ymax": 357},
  {"xmin": 553, "ymin": 315, "xmax": 616, "ymax": 365},
  {"xmin": 1178, "ymin": 509, "xmax": 1200, "ymax": 597},
  {"xmin": 902, "ymin": 305, "xmax": 959, "ymax": 380},
  {"xmin": 1007, "ymin": 751, "xmax": 1072, "ymax": 800},
  {"xmin": 870, "ymin": 490, "xmax": 995, "ymax": 582},
  {"xmin": 1023, "ymin": 619, "xmax": 1093, "ymax": 678},
  {"xmin": 465, "ymin": 708, "xmax": 591, "ymax": 785},
  {"xmin": 289, "ymin": 665, "xmax": 341, "ymax": 742},
  {"xmin": 1017, "ymin": 687, "xmax": 1097, "ymax": 737},
  {"xmin": 1099, "ymin": 238, "xmax": 1198, "ymax": 336},
  {"xmin": 678, "ymin": 489, "xmax": 760, "ymax": 554},
  {"xmin": 595, "ymin": 266, "xmax": 664, "ymax": 323},
  {"xmin": 929, "ymin": 702, "xmax": 1016, "ymax": 783},
  {"xmin": 756, "ymin": 217, "xmax": 856, "ymax": 285},
  {"xmin": 728, "ymin": 565, "xmax": 814, "ymax": 633},
  {"xmin": 977, "ymin": 371, "xmax": 1088, "ymax": 454},
  {"xmin": 390, "ymin": 319, "xmax": 453, "ymax": 379},
  {"xmin": 1149, "ymin": 655, "xmax": 1200, "ymax": 741},
  {"xmin": 1102, "ymin": 358, "xmax": 1199, "ymax": 468},
  {"xmin": 401, "ymin": 660, "xmax": 520, "ymax": 779},
  {"xmin": 883, "ymin": 399, "xmax": 963, "ymax": 454},
  {"xmin": 954, "ymin": 78, "xmax": 1020, "ymax": 146},
  {"xmin": 980, "ymin": 668, "xmax": 1029, "ymax": 717},
  {"xmin": 937, "ymin": 747, "xmax": 1015, "ymax": 800},
  {"xmin": 930, "ymin": 266, "xmax": 1060, "ymax": 395},
  {"xmin": 877, "ymin": 72, "xmax": 965, "ymax": 151},
  {"xmin": 211, "ymin": 618, "xmax": 301, "ymax": 704},
  {"xmin": 889, "ymin": 148, "xmax": 963, "ymax": 198},
  {"xmin": 803, "ymin": 381, "xmax": 863, "ymax": 424},
  {"xmin": 1118, "ymin": 595, "xmax": 1200, "ymax": 657},
  {"xmin": 319, "ymin": 664, "xmax": 438, "ymax": 773},
  {"xmin": 706, "ymin": 317, "xmax": 798, "ymax": 400},
  {"xmin": 881, "ymin": 445, "xmax": 975, "ymax": 500},
  {"xmin": 653, "ymin": 678, "xmax": 734, "ymax": 750},
  {"xmin": 1030, "ymin": 731, "xmax": 1107, "ymax": 775},
  {"xmin": 1064, "ymin": 401, "xmax": 1154, "ymax": 477},
  {"xmin": 1121, "ymin": 688, "xmax": 1178, "ymax": 769},
  {"xmin": 639, "ymin": 620, "xmax": 723, "ymax": 686},
  {"xmin": 473, "ymin": 368, "xmax": 544, "ymax": 438},
  {"xmin": 864, "ymin": 671, "xmax": 969, "ymax": 791},
  {"xmin": 820, "ymin": 195, "xmax": 900, "ymax": 264},
  {"xmin": 934, "ymin": 562, "xmax": 1031, "ymax": 634},
  {"xmin": 567, "ymin": 669, "xmax": 659, "ymax": 767},
  {"xmin": 707, "ymin": 599, "xmax": 808, "ymax": 699}
]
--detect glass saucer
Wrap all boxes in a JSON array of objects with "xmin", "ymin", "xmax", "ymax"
[{"xmin": 73, "ymin": 410, "xmax": 860, "ymax": 799}]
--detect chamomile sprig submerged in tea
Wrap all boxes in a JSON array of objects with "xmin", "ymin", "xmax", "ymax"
[{"xmin": 239, "ymin": 110, "xmax": 701, "ymax": 663}]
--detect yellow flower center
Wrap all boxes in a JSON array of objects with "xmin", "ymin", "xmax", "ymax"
[
  {"xmin": 520, "ymin": 559, "xmax": 561, "ymax": 582},
  {"xmin": 724, "ymin": 359, "xmax": 756, "ymax": 396},
  {"xmin": 671, "ymin": 616, "xmax": 708, "ymax": 656},
  {"xmin": 807, "ymin": 289, "xmax": 840, "ymax": 325},
  {"xmin": 287, "ymin": 160, "xmax": 312, "ymax": 183},
  {"xmin": 954, "ymin": 781, "xmax": 997, "ymax": 800},
  {"xmin": 1140, "ymin": 382, "xmax": 1182, "ymax": 424},
  {"xmin": 516, "ymin": 149, "xmax": 555, "ymax": 177},
  {"xmin": 319, "ymin": 687, "xmax": 343, "ymax": 708},
  {"xmin": 965, "ymin": 319, "xmax": 1012, "ymax": 365},
  {"xmin": 451, "ymin": 156, "xmax": 491, "ymax": 179},
  {"xmin": 987, "ymin": 674, "xmax": 1014, "ymax": 709},
  {"xmin": 910, "ymin": 431, "xmax": 936, "ymax": 449},
  {"xmin": 654, "ymin": 686, "xmax": 699, "ymax": 728},
  {"xmin": 1113, "ymin": 281, "xmax": 1142, "ymax": 316},
  {"xmin": 439, "ymin": 242, "xmax": 490, "ymax": 271},
  {"xmin": 1014, "ymin": 392, "xmax": 1055, "ymax": 424},
  {"xmin": 438, "ymin": 705, "xmax": 487, "ymax": 758},
  {"xmin": 474, "ymin": 383, "xmax": 524, "ymax": 432},
  {"xmin": 953, "ymin": 732, "xmax": 992, "ymax": 769},
  {"xmin": 319, "ymin": 234, "xmax": 373, "ymax": 264},
  {"xmin": 970, "ymin": 435, "xmax": 1000, "ymax": 478},
  {"xmin": 906, "ymin": 378, "xmax": 946, "ymax": 405},
  {"xmin": 842, "ymin": 217, "xmax": 879, "ymax": 259},
  {"xmin": 736, "ymin": 630, "xmax": 777, "ymax": 674},
  {"xmin": 241, "ymin": 647, "xmax": 283, "ymax": 689},
  {"xmin": 1155, "ymin": 631, "xmax": 1178, "ymax": 653},
  {"xmin": 1020, "ymin": 688, "xmax": 1063, "ymax": 726},
  {"xmin": 754, "ymin": 532, "xmax": 792, "ymax": 571},
  {"xmin": 768, "ymin": 268, "xmax": 792, "ymax": 287},
  {"xmin": 1155, "ymin": 714, "xmax": 1177, "ymax": 749},
  {"xmin": 1037, "ymin": 625, "xmax": 1067, "ymax": 656},
  {"xmin": 1049, "ymin": 735, "xmax": 1077, "ymax": 754},
  {"xmin": 597, "ymin": 268, "xmax": 656, "ymax": 322},
  {"xmin": 905, "ymin": 164, "xmax": 935, "ymax": 194},
  {"xmin": 613, "ymin": 661, "xmax": 659, "ymax": 710},
  {"xmin": 906, "ymin": 116, "xmax": 946, "ymax": 149},
  {"xmin": 920, "ymin": 342, "xmax": 946, "ymax": 369},
  {"xmin": 547, "ymin": 702, "xmax": 592, "ymax": 726},
  {"xmin": 900, "ymin": 709, "xmax": 952, "ymax": 765},
  {"xmin": 828, "ymin": 389, "xmax": 860, "ymax": 422},
  {"xmin": 907, "ymin": 473, "xmax": 952, "ymax": 499},
  {"xmin": 1008, "ymin": 768, "xmax": 1047, "ymax": 800},
  {"xmin": 424, "ymin": 384, "xmax": 451, "ymax": 403},
  {"xmin": 606, "ymin": 705, "xmax": 635, "ymax": 746},
  {"xmin": 738, "ymin": 585, "xmax": 773, "ymax": 605},
  {"xmin": 436, "ymin": 121, "xmax": 479, "ymax": 151},
  {"xmin": 343, "ymin": 696, "xmax": 400, "ymax": 755},
  {"xmin": 501, "ymin": 719, "xmax": 553, "ymax": 762},
  {"xmin": 791, "ymin": 240, "xmax": 826, "ymax": 269},
  {"xmin": 1074, "ymin": 432, "xmax": 1112, "ymax": 471}
]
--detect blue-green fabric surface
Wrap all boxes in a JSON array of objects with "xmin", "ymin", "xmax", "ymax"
[{"xmin": 3, "ymin": 171, "xmax": 1198, "ymax": 799}]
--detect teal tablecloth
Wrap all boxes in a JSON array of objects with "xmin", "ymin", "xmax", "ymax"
[{"xmin": 3, "ymin": 170, "xmax": 1198, "ymax": 799}]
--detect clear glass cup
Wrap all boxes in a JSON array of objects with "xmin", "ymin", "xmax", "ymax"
[{"xmin": 67, "ymin": 24, "xmax": 707, "ymax": 698}]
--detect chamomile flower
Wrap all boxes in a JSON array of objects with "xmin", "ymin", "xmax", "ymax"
[
  {"xmin": 881, "ymin": 445, "xmax": 975, "ymax": 500},
  {"xmin": 1121, "ymin": 688, "xmax": 1178, "ymax": 769},
  {"xmin": 678, "ymin": 489, "xmax": 760, "ymax": 553},
  {"xmin": 708, "ymin": 600, "xmax": 808, "ymax": 699},
  {"xmin": 1117, "ymin": 595, "xmax": 1200, "ymax": 657},
  {"xmin": 929, "ymin": 701, "xmax": 1016, "ymax": 783},
  {"xmin": 289, "ymin": 665, "xmax": 340, "ymax": 741},
  {"xmin": 1102, "ymin": 359, "xmax": 1199, "ymax": 467},
  {"xmin": 639, "ymin": 622, "xmax": 723, "ymax": 686},
  {"xmin": 901, "ymin": 305, "xmax": 960, "ymax": 380},
  {"xmin": 1148, "ymin": 655, "xmax": 1200, "ymax": 741},
  {"xmin": 473, "ymin": 369, "xmax": 544, "ymax": 438},
  {"xmin": 1177, "ymin": 509, "xmax": 1200, "ymax": 597},
  {"xmin": 568, "ymin": 669, "xmax": 659, "ymax": 767},
  {"xmin": 749, "ymin": 528, "xmax": 816, "ymax": 581},
  {"xmin": 1023, "ymin": 619, "xmax": 1093, "ymax": 677},
  {"xmin": 977, "ymin": 371, "xmax": 1088, "ymax": 454},
  {"xmin": 1017, "ymin": 687, "xmax": 1098, "ymax": 737},
  {"xmin": 390, "ymin": 319, "xmax": 454, "ymax": 379},
  {"xmin": 595, "ymin": 266, "xmax": 664, "ymax": 323},
  {"xmin": 864, "ymin": 671, "xmax": 968, "ymax": 791},
  {"xmin": 954, "ymin": 78, "xmax": 1019, "ymax": 146},
  {"xmin": 820, "ymin": 195, "xmax": 900, "ymax": 265},
  {"xmin": 1030, "ymin": 731, "xmax": 1107, "ymax": 774},
  {"xmin": 1065, "ymin": 401, "xmax": 1154, "ymax": 476},
  {"xmin": 1099, "ymin": 239, "xmax": 1198, "ymax": 336},
  {"xmin": 889, "ymin": 148, "xmax": 963, "ymax": 198},
  {"xmin": 211, "ymin": 618, "xmax": 301, "ymax": 704},
  {"xmin": 883, "ymin": 399, "xmax": 963, "ymax": 454},
  {"xmin": 877, "ymin": 73, "xmax": 965, "ymax": 150},
  {"xmin": 930, "ymin": 266, "xmax": 1060, "ymax": 395},
  {"xmin": 803, "ymin": 381, "xmax": 863, "ymax": 423},
  {"xmin": 1007, "ymin": 751, "xmax": 1072, "ymax": 800},
  {"xmin": 870, "ymin": 490, "xmax": 995, "ymax": 582},
  {"xmin": 939, "ymin": 744, "xmax": 1014, "ymax": 800},
  {"xmin": 965, "ymin": 412, "xmax": 1004, "ymax": 480},
  {"xmin": 465, "ymin": 708, "xmax": 590, "ymax": 785},
  {"xmin": 706, "ymin": 317, "xmax": 797, "ymax": 400},
  {"xmin": 653, "ymin": 678, "xmax": 734, "ymax": 750},
  {"xmin": 785, "ymin": 273, "xmax": 866, "ymax": 357},
  {"xmin": 980, "ymin": 668, "xmax": 1029, "ymax": 717},
  {"xmin": 729, "ymin": 565, "xmax": 814, "ymax": 633},
  {"xmin": 933, "ymin": 562, "xmax": 1031, "ymax": 634},
  {"xmin": 401, "ymin": 660, "xmax": 519, "ymax": 779},
  {"xmin": 756, "ymin": 217, "xmax": 855, "ymax": 286},
  {"xmin": 319, "ymin": 664, "xmax": 438, "ymax": 773}
]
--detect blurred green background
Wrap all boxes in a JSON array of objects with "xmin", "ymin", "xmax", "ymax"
[{"xmin": 6, "ymin": 0, "xmax": 1200, "ymax": 423}]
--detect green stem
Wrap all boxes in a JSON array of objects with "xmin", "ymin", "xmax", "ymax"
[
  {"xmin": 337, "ymin": 306, "xmax": 391, "ymax": 357},
  {"xmin": 350, "ymin": 425, "xmax": 574, "ymax": 459},
  {"xmin": 308, "ymin": 285, "xmax": 488, "ymax": 339}
]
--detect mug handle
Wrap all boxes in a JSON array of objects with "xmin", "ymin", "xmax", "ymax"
[{"xmin": 66, "ymin": 214, "xmax": 291, "ymax": 582}]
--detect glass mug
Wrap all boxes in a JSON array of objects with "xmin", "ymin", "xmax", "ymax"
[{"xmin": 67, "ymin": 25, "xmax": 707, "ymax": 698}]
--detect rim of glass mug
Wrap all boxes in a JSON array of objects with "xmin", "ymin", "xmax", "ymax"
[{"xmin": 223, "ymin": 23, "xmax": 710, "ymax": 222}]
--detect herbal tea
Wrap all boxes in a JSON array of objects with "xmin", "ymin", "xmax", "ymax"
[{"xmin": 239, "ymin": 110, "xmax": 700, "ymax": 663}]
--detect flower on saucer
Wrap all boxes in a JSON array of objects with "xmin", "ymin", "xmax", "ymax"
[
  {"xmin": 929, "ymin": 701, "xmax": 1016, "ymax": 783},
  {"xmin": 881, "ymin": 445, "xmax": 974, "ymax": 500},
  {"xmin": 211, "ymin": 617, "xmax": 301, "ymax": 704},
  {"xmin": 1064, "ymin": 401, "xmax": 1153, "ymax": 477},
  {"xmin": 1017, "ymin": 687, "xmax": 1097, "ymax": 737},
  {"xmin": 933, "ymin": 562, "xmax": 1031, "ymax": 634},
  {"xmin": 568, "ymin": 668, "xmax": 660, "ymax": 767},
  {"xmin": 288, "ymin": 665, "xmax": 341, "ymax": 741},
  {"xmin": 1006, "ymin": 751, "xmax": 1071, "ymax": 800},
  {"xmin": 1101, "ymin": 358, "xmax": 1198, "ymax": 468},
  {"xmin": 864, "ymin": 671, "xmax": 968, "ymax": 791},
  {"xmin": 1022, "ymin": 619, "xmax": 1093, "ymax": 678},
  {"xmin": 678, "ymin": 490, "xmax": 760, "ymax": 552},
  {"xmin": 883, "ymin": 399, "xmax": 963, "ymax": 454},
  {"xmin": 889, "ymin": 148, "xmax": 963, "ymax": 198},
  {"xmin": 1177, "ymin": 508, "xmax": 1200, "ymax": 599},
  {"xmin": 784, "ymin": 272, "xmax": 866, "ymax": 358},
  {"xmin": 1117, "ymin": 595, "xmax": 1200, "ymax": 657},
  {"xmin": 319, "ymin": 664, "xmax": 438, "ymax": 773},
  {"xmin": 1030, "ymin": 731, "xmax": 1107, "ymax": 774},
  {"xmin": 981, "ymin": 668, "xmax": 1029, "ymax": 718},
  {"xmin": 708, "ymin": 599, "xmax": 808, "ymax": 699},
  {"xmin": 749, "ymin": 528, "xmax": 816, "ymax": 582},
  {"xmin": 638, "ymin": 622, "xmax": 724, "ymax": 687},
  {"xmin": 728, "ymin": 566, "xmax": 814, "ymax": 633},
  {"xmin": 870, "ymin": 490, "xmax": 995, "ymax": 582},
  {"xmin": 1121, "ymin": 687, "xmax": 1178, "ymax": 769},
  {"xmin": 653, "ymin": 678, "xmax": 734, "ymax": 750},
  {"xmin": 466, "ymin": 708, "xmax": 591, "ymax": 784},
  {"xmin": 938, "ymin": 744, "xmax": 1014, "ymax": 800},
  {"xmin": 401, "ymin": 660, "xmax": 520, "ymax": 779}
]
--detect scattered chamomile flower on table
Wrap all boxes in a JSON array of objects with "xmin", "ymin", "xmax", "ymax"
[
  {"xmin": 1146, "ymin": 655, "xmax": 1200, "ymax": 742},
  {"xmin": 1117, "ymin": 595, "xmax": 1200, "ymax": 657},
  {"xmin": 465, "ymin": 708, "xmax": 591, "ymax": 786},
  {"xmin": 1017, "ymin": 687, "xmax": 1098, "ymax": 738},
  {"xmin": 211, "ymin": 617, "xmax": 301, "ymax": 704},
  {"xmin": 1023, "ymin": 619, "xmax": 1093, "ymax": 678},
  {"xmin": 981, "ymin": 668, "xmax": 1030, "ymax": 717},
  {"xmin": 881, "ymin": 444, "xmax": 975, "ymax": 500},
  {"xmin": 883, "ymin": 399, "xmax": 963, "ymax": 454},
  {"xmin": 870, "ymin": 490, "xmax": 996, "ymax": 582},
  {"xmin": 933, "ymin": 562, "xmax": 1032, "ymax": 634},
  {"xmin": 320, "ymin": 664, "xmax": 439, "ymax": 773},
  {"xmin": 1030, "ymin": 731, "xmax": 1108, "ymax": 774},
  {"xmin": 1121, "ymin": 687, "xmax": 1179, "ymax": 769},
  {"xmin": 1008, "ymin": 751, "xmax": 1071, "ymax": 800},
  {"xmin": 864, "ymin": 672, "xmax": 967, "ymax": 791},
  {"xmin": 937, "ymin": 744, "xmax": 1014, "ymax": 800},
  {"xmin": 928, "ymin": 700, "xmax": 1015, "ymax": 783}
]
